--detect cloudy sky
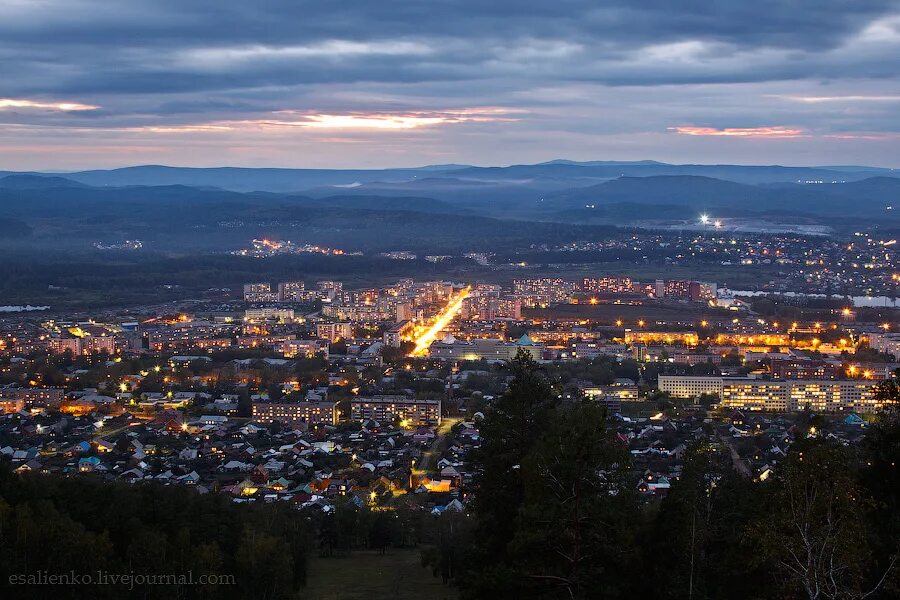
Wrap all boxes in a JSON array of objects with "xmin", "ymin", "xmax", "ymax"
[{"xmin": 1, "ymin": 0, "xmax": 899, "ymax": 170}]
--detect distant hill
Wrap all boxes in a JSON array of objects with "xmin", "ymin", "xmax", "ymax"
[
  {"xmin": 52, "ymin": 165, "xmax": 459, "ymax": 193},
  {"xmin": 0, "ymin": 174, "xmax": 87, "ymax": 190},
  {"xmin": 819, "ymin": 177, "xmax": 900, "ymax": 203},
  {"xmin": 538, "ymin": 159, "xmax": 666, "ymax": 167},
  {"xmin": 295, "ymin": 194, "xmax": 468, "ymax": 215},
  {"xmin": 451, "ymin": 163, "xmax": 894, "ymax": 185},
  {"xmin": 544, "ymin": 175, "xmax": 892, "ymax": 217},
  {"xmin": 4, "ymin": 160, "xmax": 894, "ymax": 193}
]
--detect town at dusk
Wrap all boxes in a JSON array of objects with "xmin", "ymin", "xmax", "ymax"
[{"xmin": 1, "ymin": 1, "xmax": 899, "ymax": 599}]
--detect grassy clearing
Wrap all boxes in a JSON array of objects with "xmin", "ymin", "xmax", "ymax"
[{"xmin": 304, "ymin": 549, "xmax": 458, "ymax": 600}]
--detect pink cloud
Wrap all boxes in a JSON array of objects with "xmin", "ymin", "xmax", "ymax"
[{"xmin": 669, "ymin": 125, "xmax": 804, "ymax": 138}]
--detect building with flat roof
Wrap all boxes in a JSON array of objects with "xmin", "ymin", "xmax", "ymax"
[
  {"xmin": 350, "ymin": 396, "xmax": 441, "ymax": 426},
  {"xmin": 252, "ymin": 400, "xmax": 338, "ymax": 426},
  {"xmin": 658, "ymin": 375, "xmax": 724, "ymax": 398},
  {"xmin": 428, "ymin": 334, "xmax": 543, "ymax": 362},
  {"xmin": 658, "ymin": 375, "xmax": 886, "ymax": 412}
]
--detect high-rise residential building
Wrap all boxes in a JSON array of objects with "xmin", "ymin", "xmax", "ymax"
[
  {"xmin": 316, "ymin": 281, "xmax": 343, "ymax": 300},
  {"xmin": 277, "ymin": 281, "xmax": 306, "ymax": 302},
  {"xmin": 317, "ymin": 322, "xmax": 353, "ymax": 341},
  {"xmin": 581, "ymin": 276, "xmax": 634, "ymax": 294},
  {"xmin": 243, "ymin": 282, "xmax": 278, "ymax": 302}
]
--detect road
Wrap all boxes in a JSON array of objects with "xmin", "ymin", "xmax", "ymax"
[
  {"xmin": 415, "ymin": 416, "xmax": 460, "ymax": 476},
  {"xmin": 717, "ymin": 432, "xmax": 751, "ymax": 477}
]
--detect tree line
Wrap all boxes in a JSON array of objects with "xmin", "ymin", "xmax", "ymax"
[{"xmin": 0, "ymin": 471, "xmax": 310, "ymax": 599}]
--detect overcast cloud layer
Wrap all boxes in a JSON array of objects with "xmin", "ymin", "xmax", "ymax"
[{"xmin": 1, "ymin": 0, "xmax": 899, "ymax": 169}]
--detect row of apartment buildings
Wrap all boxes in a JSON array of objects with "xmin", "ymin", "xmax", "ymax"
[
  {"xmin": 251, "ymin": 396, "xmax": 441, "ymax": 427},
  {"xmin": 243, "ymin": 281, "xmax": 343, "ymax": 303},
  {"xmin": 658, "ymin": 375, "xmax": 888, "ymax": 412},
  {"xmin": 511, "ymin": 277, "xmax": 717, "ymax": 307}
]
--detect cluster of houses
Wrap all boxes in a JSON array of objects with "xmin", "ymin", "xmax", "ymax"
[
  {"xmin": 0, "ymin": 400, "xmax": 481, "ymax": 515},
  {"xmin": 611, "ymin": 406, "xmax": 871, "ymax": 497}
]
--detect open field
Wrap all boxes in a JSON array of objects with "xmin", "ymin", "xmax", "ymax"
[{"xmin": 305, "ymin": 549, "xmax": 457, "ymax": 600}]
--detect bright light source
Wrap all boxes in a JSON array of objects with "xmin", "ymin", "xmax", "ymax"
[{"xmin": 700, "ymin": 214, "xmax": 710, "ymax": 224}]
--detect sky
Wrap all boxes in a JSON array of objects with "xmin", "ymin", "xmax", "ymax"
[{"xmin": 1, "ymin": 0, "xmax": 899, "ymax": 170}]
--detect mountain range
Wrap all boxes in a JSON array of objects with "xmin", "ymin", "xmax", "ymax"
[{"xmin": 1, "ymin": 160, "xmax": 898, "ymax": 253}]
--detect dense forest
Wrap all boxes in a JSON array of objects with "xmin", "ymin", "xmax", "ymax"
[{"xmin": 0, "ymin": 471, "xmax": 312, "ymax": 599}]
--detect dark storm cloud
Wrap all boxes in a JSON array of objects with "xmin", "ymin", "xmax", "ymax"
[
  {"xmin": 1, "ymin": 0, "xmax": 897, "ymax": 96},
  {"xmin": 0, "ymin": 0, "xmax": 898, "ymax": 169}
]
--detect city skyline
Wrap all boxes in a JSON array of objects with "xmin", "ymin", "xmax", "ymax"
[{"xmin": 1, "ymin": 0, "xmax": 899, "ymax": 170}]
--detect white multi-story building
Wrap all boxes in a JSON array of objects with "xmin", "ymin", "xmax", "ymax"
[
  {"xmin": 244, "ymin": 283, "xmax": 278, "ymax": 302},
  {"xmin": 658, "ymin": 375, "xmax": 724, "ymax": 398},
  {"xmin": 244, "ymin": 307, "xmax": 295, "ymax": 322},
  {"xmin": 866, "ymin": 333, "xmax": 900, "ymax": 357},
  {"xmin": 658, "ymin": 375, "xmax": 886, "ymax": 412},
  {"xmin": 721, "ymin": 380, "xmax": 790, "ymax": 412},
  {"xmin": 277, "ymin": 281, "xmax": 306, "ymax": 302}
]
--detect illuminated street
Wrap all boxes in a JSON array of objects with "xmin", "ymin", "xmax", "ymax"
[{"xmin": 406, "ymin": 286, "xmax": 471, "ymax": 356}]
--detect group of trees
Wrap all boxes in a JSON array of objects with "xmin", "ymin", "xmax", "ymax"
[
  {"xmin": 0, "ymin": 471, "xmax": 311, "ymax": 599},
  {"xmin": 426, "ymin": 351, "xmax": 900, "ymax": 599},
  {"xmin": 316, "ymin": 501, "xmax": 421, "ymax": 557}
]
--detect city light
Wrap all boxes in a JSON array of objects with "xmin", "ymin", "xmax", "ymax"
[{"xmin": 700, "ymin": 214, "xmax": 710, "ymax": 224}]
